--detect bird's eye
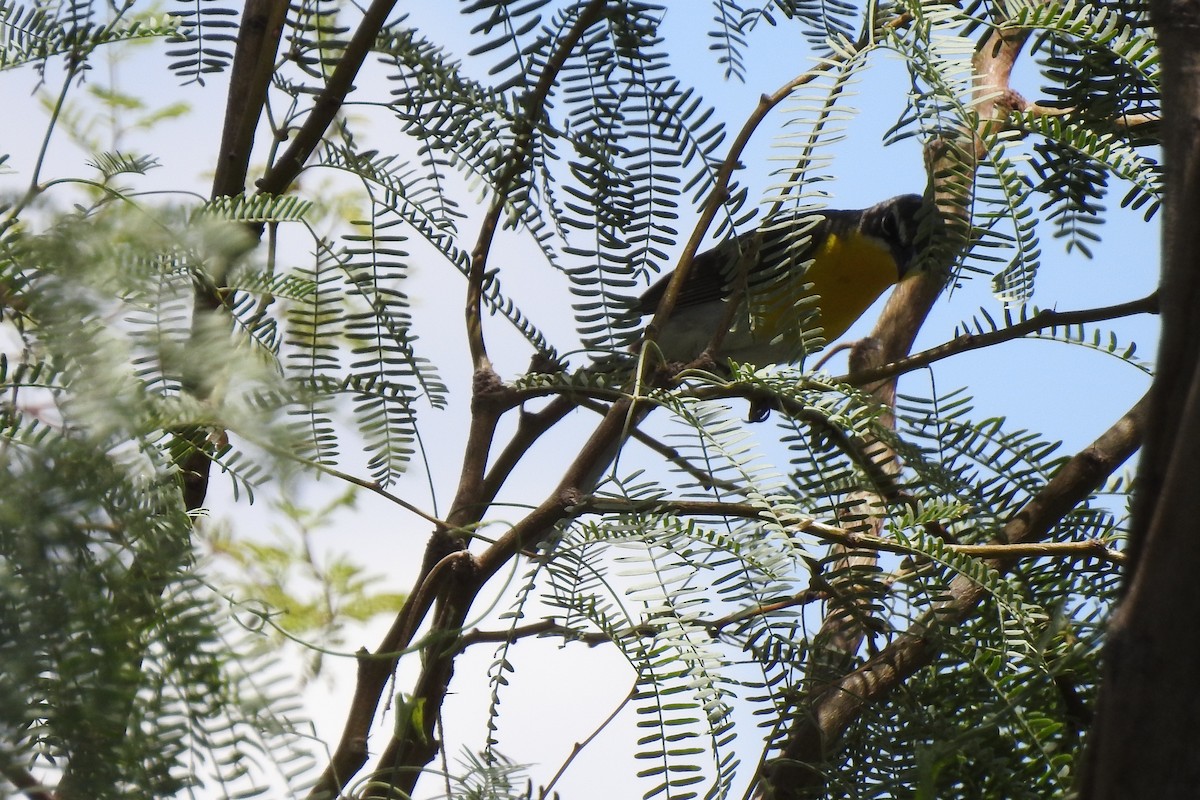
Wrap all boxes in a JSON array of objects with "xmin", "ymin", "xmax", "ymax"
[{"xmin": 881, "ymin": 209, "xmax": 900, "ymax": 241}]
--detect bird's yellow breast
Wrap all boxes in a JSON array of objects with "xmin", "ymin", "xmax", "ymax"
[{"xmin": 752, "ymin": 231, "xmax": 900, "ymax": 348}]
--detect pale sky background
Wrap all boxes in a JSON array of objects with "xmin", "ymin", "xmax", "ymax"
[{"xmin": 0, "ymin": 3, "xmax": 1158, "ymax": 798}]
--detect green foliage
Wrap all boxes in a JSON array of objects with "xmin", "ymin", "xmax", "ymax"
[
  {"xmin": 202, "ymin": 193, "xmax": 315, "ymax": 224},
  {"xmin": 0, "ymin": 197, "xmax": 322, "ymax": 796},
  {"xmin": 0, "ymin": 0, "xmax": 178, "ymax": 70},
  {"xmin": 889, "ymin": 0, "xmax": 1159, "ymax": 300},
  {"xmin": 0, "ymin": 0, "xmax": 1158, "ymax": 798},
  {"xmin": 0, "ymin": 435, "xmax": 195, "ymax": 798},
  {"xmin": 166, "ymin": 0, "xmax": 237, "ymax": 84}
]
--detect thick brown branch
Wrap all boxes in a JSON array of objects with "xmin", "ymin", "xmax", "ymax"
[
  {"xmin": 1, "ymin": 765, "xmax": 54, "ymax": 800},
  {"xmin": 211, "ymin": 0, "xmax": 288, "ymax": 201},
  {"xmin": 330, "ymin": 484, "xmax": 582, "ymax": 798},
  {"xmin": 304, "ymin": 549, "xmax": 469, "ymax": 800},
  {"xmin": 180, "ymin": 0, "xmax": 290, "ymax": 512},
  {"xmin": 446, "ymin": 369, "xmax": 511, "ymax": 531},
  {"xmin": 474, "ymin": 405, "xmax": 633, "ymax": 582},
  {"xmin": 448, "ymin": 3, "xmax": 610, "ymax": 545},
  {"xmin": 256, "ymin": 0, "xmax": 401, "ymax": 195},
  {"xmin": 971, "ymin": 27, "xmax": 1031, "ymax": 152}
]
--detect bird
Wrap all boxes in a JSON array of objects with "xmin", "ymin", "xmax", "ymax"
[{"xmin": 633, "ymin": 193, "xmax": 927, "ymax": 366}]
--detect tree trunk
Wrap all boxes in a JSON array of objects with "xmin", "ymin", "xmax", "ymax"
[{"xmin": 1080, "ymin": 3, "xmax": 1200, "ymax": 796}]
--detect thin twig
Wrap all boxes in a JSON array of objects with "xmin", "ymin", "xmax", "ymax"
[
  {"xmin": 0, "ymin": 63, "xmax": 78, "ymax": 237},
  {"xmin": 459, "ymin": 589, "xmax": 827, "ymax": 651},
  {"xmin": 539, "ymin": 686, "xmax": 636, "ymax": 799},
  {"xmin": 308, "ymin": 462, "xmax": 450, "ymax": 529},
  {"xmin": 573, "ymin": 397, "xmax": 743, "ymax": 492},
  {"xmin": 678, "ymin": 381, "xmax": 910, "ymax": 500},
  {"xmin": 572, "ymin": 497, "xmax": 1126, "ymax": 565},
  {"xmin": 1016, "ymin": 102, "xmax": 1159, "ymax": 131},
  {"xmin": 246, "ymin": 436, "xmax": 452, "ymax": 529},
  {"xmin": 950, "ymin": 540, "xmax": 1124, "ymax": 563},
  {"xmin": 464, "ymin": 0, "xmax": 610, "ymax": 370}
]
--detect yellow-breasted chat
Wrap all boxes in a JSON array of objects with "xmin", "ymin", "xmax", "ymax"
[{"xmin": 634, "ymin": 194, "xmax": 926, "ymax": 365}]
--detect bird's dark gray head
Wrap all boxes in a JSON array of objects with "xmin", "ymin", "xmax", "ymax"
[{"xmin": 861, "ymin": 193, "xmax": 926, "ymax": 277}]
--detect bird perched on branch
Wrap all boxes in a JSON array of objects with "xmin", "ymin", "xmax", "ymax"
[{"xmin": 634, "ymin": 193, "xmax": 927, "ymax": 366}]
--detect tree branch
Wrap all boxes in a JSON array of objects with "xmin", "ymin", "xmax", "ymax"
[
  {"xmin": 304, "ymin": 549, "xmax": 470, "ymax": 800},
  {"xmin": 446, "ymin": 2, "xmax": 612, "ymax": 544},
  {"xmin": 256, "ymin": 0, "xmax": 402, "ymax": 195},
  {"xmin": 1022, "ymin": 103, "xmax": 1161, "ymax": 131},
  {"xmin": 573, "ymin": 397, "xmax": 743, "ymax": 492},
  {"xmin": 458, "ymin": 589, "xmax": 827, "ymax": 651},
  {"xmin": 211, "ymin": 0, "xmax": 288, "ymax": 201},
  {"xmin": 1081, "ymin": 6, "xmax": 1200, "ymax": 794},
  {"xmin": 752, "ymin": 16, "xmax": 1033, "ymax": 798},
  {"xmin": 573, "ymin": 497, "xmax": 1126, "ymax": 565},
  {"xmin": 760, "ymin": 391, "xmax": 1147, "ymax": 795},
  {"xmin": 554, "ymin": 35, "xmax": 880, "ymax": 533},
  {"xmin": 479, "ymin": 396, "xmax": 578, "ymax": 511},
  {"xmin": 0, "ymin": 765, "xmax": 54, "ymax": 800},
  {"xmin": 840, "ymin": 292, "xmax": 1159, "ymax": 386},
  {"xmin": 465, "ymin": 0, "xmax": 609, "ymax": 371}
]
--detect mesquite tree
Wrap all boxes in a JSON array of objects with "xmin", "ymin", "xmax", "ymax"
[{"xmin": 0, "ymin": 1, "xmax": 1164, "ymax": 798}]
